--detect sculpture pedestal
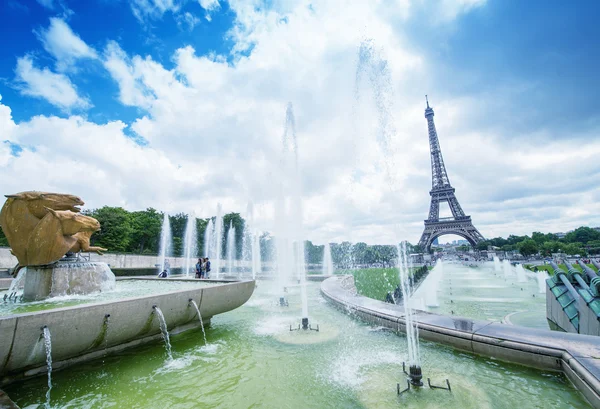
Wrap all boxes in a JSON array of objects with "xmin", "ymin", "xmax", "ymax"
[{"xmin": 23, "ymin": 261, "xmax": 116, "ymax": 301}]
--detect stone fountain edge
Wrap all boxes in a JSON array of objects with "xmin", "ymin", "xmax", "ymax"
[{"xmin": 320, "ymin": 275, "xmax": 600, "ymax": 408}]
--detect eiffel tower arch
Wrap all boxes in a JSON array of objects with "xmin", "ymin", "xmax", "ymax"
[{"xmin": 418, "ymin": 97, "xmax": 485, "ymax": 252}]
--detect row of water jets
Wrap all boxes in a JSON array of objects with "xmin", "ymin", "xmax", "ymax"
[
  {"xmin": 158, "ymin": 204, "xmax": 263, "ymax": 280},
  {"xmin": 38, "ymin": 302, "xmax": 208, "ymax": 408},
  {"xmin": 419, "ymin": 256, "xmax": 550, "ymax": 309}
]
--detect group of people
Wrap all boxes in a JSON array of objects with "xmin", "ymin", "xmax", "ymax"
[{"xmin": 195, "ymin": 257, "xmax": 211, "ymax": 279}]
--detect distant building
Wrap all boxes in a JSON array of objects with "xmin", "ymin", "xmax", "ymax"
[
  {"xmin": 555, "ymin": 232, "xmax": 567, "ymax": 239},
  {"xmin": 409, "ymin": 253, "xmax": 424, "ymax": 264}
]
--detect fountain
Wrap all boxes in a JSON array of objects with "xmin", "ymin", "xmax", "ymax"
[
  {"xmin": 153, "ymin": 306, "xmax": 173, "ymax": 360},
  {"xmin": 7, "ymin": 268, "xmax": 26, "ymax": 295},
  {"xmin": 422, "ymin": 259, "xmax": 443, "ymax": 307},
  {"xmin": 322, "ymin": 243, "xmax": 334, "ymax": 276},
  {"xmin": 0, "ymin": 192, "xmax": 255, "ymax": 404},
  {"xmin": 274, "ymin": 103, "xmax": 315, "ymax": 330},
  {"xmin": 397, "ymin": 241, "xmax": 422, "ymax": 391},
  {"xmin": 493, "ymin": 256, "xmax": 501, "ymax": 272},
  {"xmin": 189, "ymin": 299, "xmax": 208, "ymax": 345},
  {"xmin": 252, "ymin": 231, "xmax": 262, "ymax": 280},
  {"xmin": 537, "ymin": 270, "xmax": 550, "ymax": 294},
  {"xmin": 204, "ymin": 219, "xmax": 213, "ymax": 260},
  {"xmin": 183, "ymin": 213, "xmax": 198, "ymax": 277},
  {"xmin": 245, "ymin": 201, "xmax": 262, "ymax": 280},
  {"xmin": 516, "ymin": 263, "xmax": 527, "ymax": 283},
  {"xmin": 214, "ymin": 204, "xmax": 224, "ymax": 279},
  {"xmin": 158, "ymin": 212, "xmax": 172, "ymax": 274},
  {"xmin": 226, "ymin": 221, "xmax": 236, "ymax": 277},
  {"xmin": 42, "ymin": 326, "xmax": 52, "ymax": 409},
  {"xmin": 502, "ymin": 259, "xmax": 512, "ymax": 279}
]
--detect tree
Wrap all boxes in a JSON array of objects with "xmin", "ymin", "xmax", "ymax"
[
  {"xmin": 476, "ymin": 240, "xmax": 489, "ymax": 251},
  {"xmin": 517, "ymin": 239, "xmax": 538, "ymax": 257},
  {"xmin": 86, "ymin": 206, "xmax": 133, "ymax": 252},
  {"xmin": 169, "ymin": 213, "xmax": 187, "ymax": 257},
  {"xmin": 223, "ymin": 213, "xmax": 245, "ymax": 259},
  {"xmin": 352, "ymin": 242, "xmax": 368, "ymax": 265},
  {"xmin": 541, "ymin": 241, "xmax": 561, "ymax": 256},
  {"xmin": 128, "ymin": 208, "xmax": 162, "ymax": 254},
  {"xmin": 563, "ymin": 227, "xmax": 600, "ymax": 245},
  {"xmin": 304, "ymin": 240, "xmax": 324, "ymax": 264},
  {"xmin": 0, "ymin": 227, "xmax": 8, "ymax": 247}
]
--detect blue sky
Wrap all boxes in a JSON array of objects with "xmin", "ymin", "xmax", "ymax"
[
  {"xmin": 1, "ymin": 0, "xmax": 236, "ymax": 124},
  {"xmin": 0, "ymin": 0, "xmax": 599, "ymax": 244}
]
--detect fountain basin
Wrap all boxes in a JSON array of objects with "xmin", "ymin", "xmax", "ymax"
[
  {"xmin": 321, "ymin": 275, "xmax": 600, "ymax": 407},
  {"xmin": 23, "ymin": 261, "xmax": 116, "ymax": 301},
  {"xmin": 0, "ymin": 279, "xmax": 254, "ymax": 386}
]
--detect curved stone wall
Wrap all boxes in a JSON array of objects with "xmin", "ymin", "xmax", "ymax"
[
  {"xmin": 0, "ymin": 279, "xmax": 255, "ymax": 385},
  {"xmin": 321, "ymin": 275, "xmax": 600, "ymax": 408}
]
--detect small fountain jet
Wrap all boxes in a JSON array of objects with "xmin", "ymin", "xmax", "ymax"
[
  {"xmin": 290, "ymin": 317, "xmax": 319, "ymax": 332},
  {"xmin": 397, "ymin": 362, "xmax": 451, "ymax": 395}
]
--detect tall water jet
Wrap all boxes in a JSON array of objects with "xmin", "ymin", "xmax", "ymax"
[
  {"xmin": 214, "ymin": 204, "xmax": 223, "ymax": 279},
  {"xmin": 153, "ymin": 306, "xmax": 173, "ymax": 360},
  {"xmin": 494, "ymin": 256, "xmax": 501, "ymax": 272},
  {"xmin": 204, "ymin": 219, "xmax": 213, "ymax": 258},
  {"xmin": 252, "ymin": 233, "xmax": 262, "ymax": 280},
  {"xmin": 275, "ymin": 103, "xmax": 310, "ymax": 326},
  {"xmin": 226, "ymin": 221, "xmax": 236, "ymax": 276},
  {"xmin": 502, "ymin": 259, "xmax": 512, "ymax": 278},
  {"xmin": 42, "ymin": 326, "xmax": 52, "ymax": 409},
  {"xmin": 516, "ymin": 263, "xmax": 527, "ymax": 283},
  {"xmin": 322, "ymin": 243, "xmax": 334, "ymax": 276},
  {"xmin": 158, "ymin": 212, "xmax": 172, "ymax": 274},
  {"xmin": 423, "ymin": 259, "xmax": 443, "ymax": 307},
  {"xmin": 244, "ymin": 201, "xmax": 261, "ymax": 280},
  {"xmin": 355, "ymin": 39, "xmax": 428, "ymax": 388},
  {"xmin": 183, "ymin": 213, "xmax": 198, "ymax": 277},
  {"xmin": 398, "ymin": 241, "xmax": 421, "ymax": 383},
  {"xmin": 537, "ymin": 270, "xmax": 549, "ymax": 293}
]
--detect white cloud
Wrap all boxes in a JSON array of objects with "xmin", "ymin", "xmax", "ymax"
[
  {"xmin": 436, "ymin": 0, "xmax": 487, "ymax": 22},
  {"xmin": 130, "ymin": 0, "xmax": 183, "ymax": 22},
  {"xmin": 199, "ymin": 0, "xmax": 219, "ymax": 20},
  {"xmin": 5, "ymin": 0, "xmax": 600, "ymax": 246},
  {"xmin": 176, "ymin": 11, "xmax": 200, "ymax": 30},
  {"xmin": 37, "ymin": 18, "xmax": 98, "ymax": 72},
  {"xmin": 102, "ymin": 41, "xmax": 156, "ymax": 109},
  {"xmin": 36, "ymin": 0, "xmax": 54, "ymax": 9},
  {"xmin": 199, "ymin": 0, "xmax": 219, "ymax": 11},
  {"xmin": 14, "ymin": 56, "xmax": 92, "ymax": 112}
]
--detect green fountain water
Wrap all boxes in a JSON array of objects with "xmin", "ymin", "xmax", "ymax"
[
  {"xmin": 0, "ymin": 279, "xmax": 221, "ymax": 316},
  {"xmin": 3, "ymin": 280, "xmax": 590, "ymax": 408}
]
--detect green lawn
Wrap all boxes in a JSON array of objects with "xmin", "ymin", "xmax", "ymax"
[
  {"xmin": 351, "ymin": 267, "xmax": 427, "ymax": 301},
  {"xmin": 524, "ymin": 263, "xmax": 598, "ymax": 275}
]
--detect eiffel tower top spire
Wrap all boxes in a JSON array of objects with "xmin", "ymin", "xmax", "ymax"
[{"xmin": 424, "ymin": 97, "xmax": 450, "ymax": 190}]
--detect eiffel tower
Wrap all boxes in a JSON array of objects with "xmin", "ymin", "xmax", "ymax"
[{"xmin": 418, "ymin": 96, "xmax": 485, "ymax": 251}]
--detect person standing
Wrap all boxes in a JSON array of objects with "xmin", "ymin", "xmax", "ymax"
[
  {"xmin": 195, "ymin": 258, "xmax": 202, "ymax": 279},
  {"xmin": 205, "ymin": 257, "xmax": 211, "ymax": 279}
]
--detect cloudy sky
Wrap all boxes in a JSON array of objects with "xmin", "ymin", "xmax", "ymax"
[{"xmin": 1, "ymin": 0, "xmax": 599, "ymax": 245}]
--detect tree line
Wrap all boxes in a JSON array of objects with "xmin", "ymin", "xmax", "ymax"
[
  {"xmin": 0, "ymin": 206, "xmax": 418, "ymax": 266},
  {"xmin": 3, "ymin": 204, "xmax": 595, "ymax": 260},
  {"xmin": 474, "ymin": 226, "xmax": 600, "ymax": 257}
]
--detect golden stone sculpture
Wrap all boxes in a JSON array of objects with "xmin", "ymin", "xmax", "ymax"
[{"xmin": 0, "ymin": 191, "xmax": 107, "ymax": 270}]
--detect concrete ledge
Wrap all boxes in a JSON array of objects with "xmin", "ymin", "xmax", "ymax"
[
  {"xmin": 0, "ymin": 279, "xmax": 254, "ymax": 386},
  {"xmin": 321, "ymin": 275, "xmax": 600, "ymax": 408}
]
